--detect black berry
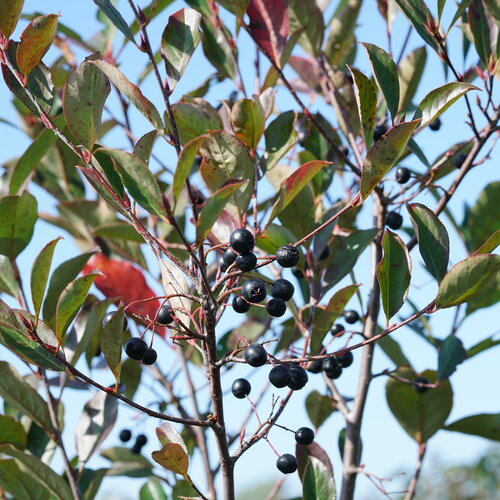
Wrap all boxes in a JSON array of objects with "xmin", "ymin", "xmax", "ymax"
[
  {"xmin": 136, "ymin": 434, "xmax": 148, "ymax": 447},
  {"xmin": 244, "ymin": 344, "xmax": 267, "ymax": 367},
  {"xmin": 230, "ymin": 228, "xmax": 255, "ymax": 253},
  {"xmin": 131, "ymin": 443, "xmax": 143, "ymax": 454},
  {"xmin": 292, "ymin": 268, "xmax": 304, "ymax": 279},
  {"xmin": 288, "ymin": 365, "xmax": 308, "ymax": 390},
  {"xmin": 157, "ymin": 304, "xmax": 174, "ymax": 325},
  {"xmin": 266, "ymin": 298, "xmax": 286, "ymax": 317},
  {"xmin": 232, "ymin": 378, "xmax": 251, "ymax": 398},
  {"xmin": 385, "ymin": 211, "xmax": 403, "ymax": 230},
  {"xmin": 323, "ymin": 357, "xmax": 342, "ymax": 379},
  {"xmin": 276, "ymin": 453, "xmax": 298, "ymax": 474},
  {"xmin": 395, "ymin": 167, "xmax": 411, "ymax": 184},
  {"xmin": 429, "ymin": 117, "xmax": 441, "ymax": 131},
  {"xmin": 319, "ymin": 246, "xmax": 331, "ymax": 261},
  {"xmin": 232, "ymin": 296, "xmax": 250, "ymax": 314},
  {"xmin": 453, "ymin": 152, "xmax": 467, "ymax": 169},
  {"xmin": 343, "ymin": 310, "xmax": 359, "ymax": 324},
  {"xmin": 373, "ymin": 123, "xmax": 388, "ymax": 142},
  {"xmin": 413, "ymin": 376, "xmax": 430, "ymax": 393},
  {"xmin": 338, "ymin": 350, "xmax": 353, "ymax": 368},
  {"xmin": 307, "ymin": 358, "xmax": 323, "ymax": 373},
  {"xmin": 269, "ymin": 365, "xmax": 291, "ymax": 388},
  {"xmin": 235, "ymin": 252, "xmax": 257, "ymax": 272},
  {"xmin": 295, "ymin": 427, "xmax": 315, "ymax": 445},
  {"xmin": 242, "ymin": 279, "xmax": 267, "ymax": 303},
  {"xmin": 125, "ymin": 338, "xmax": 148, "ymax": 360},
  {"xmin": 119, "ymin": 429, "xmax": 132, "ymax": 442},
  {"xmin": 331, "ymin": 323, "xmax": 345, "ymax": 336},
  {"xmin": 218, "ymin": 255, "xmax": 227, "ymax": 272},
  {"xmin": 270, "ymin": 279, "xmax": 295, "ymax": 301},
  {"xmin": 222, "ymin": 248, "xmax": 238, "ymax": 267},
  {"xmin": 275, "ymin": 245, "xmax": 300, "ymax": 268},
  {"xmin": 142, "ymin": 348, "xmax": 157, "ymax": 365},
  {"xmin": 103, "ymin": 311, "xmax": 128, "ymax": 331}
]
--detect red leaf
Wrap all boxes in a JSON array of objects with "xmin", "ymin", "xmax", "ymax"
[
  {"xmin": 247, "ymin": 0, "xmax": 288, "ymax": 67},
  {"xmin": 83, "ymin": 253, "xmax": 165, "ymax": 337}
]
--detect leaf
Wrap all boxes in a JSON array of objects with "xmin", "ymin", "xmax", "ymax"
[
  {"xmin": 1, "ymin": 445, "xmax": 72, "ymax": 500},
  {"xmin": 89, "ymin": 57, "xmax": 164, "ymax": 132},
  {"xmin": 269, "ymin": 161, "xmax": 329, "ymax": 223},
  {"xmin": 296, "ymin": 441, "xmax": 333, "ymax": 482},
  {"xmin": 0, "ymin": 415, "xmax": 27, "ymax": 449},
  {"xmin": 437, "ymin": 334, "xmax": 467, "ymax": 380},
  {"xmin": 473, "ymin": 230, "xmax": 500, "ymax": 255},
  {"xmin": 161, "ymin": 8, "xmax": 202, "ymax": 92},
  {"xmin": 30, "ymin": 237, "xmax": 61, "ymax": 323},
  {"xmin": 0, "ymin": 0, "xmax": 25, "ymax": 38},
  {"xmin": 217, "ymin": 0, "xmax": 249, "ymax": 17},
  {"xmin": 468, "ymin": 0, "xmax": 494, "ymax": 67},
  {"xmin": 76, "ymin": 390, "xmax": 118, "ymax": 467},
  {"xmin": 160, "ymin": 257, "xmax": 191, "ymax": 329},
  {"xmin": 303, "ymin": 456, "xmax": 337, "ymax": 500},
  {"xmin": 447, "ymin": 0, "xmax": 474, "ymax": 34},
  {"xmin": 93, "ymin": 222, "xmax": 145, "ymax": 243},
  {"xmin": 0, "ymin": 256, "xmax": 21, "ymax": 298},
  {"xmin": 305, "ymin": 391, "xmax": 336, "ymax": 429},
  {"xmin": 56, "ymin": 273, "xmax": 99, "ymax": 342},
  {"xmin": 101, "ymin": 307, "xmax": 125, "ymax": 386},
  {"xmin": 230, "ymin": 96, "xmax": 266, "ymax": 149},
  {"xmin": 133, "ymin": 130, "xmax": 158, "ymax": 165},
  {"xmin": 92, "ymin": 0, "xmax": 136, "ymax": 45},
  {"xmin": 152, "ymin": 423, "xmax": 189, "ymax": 476},
  {"xmin": 347, "ymin": 66, "xmax": 377, "ymax": 150},
  {"xmin": 468, "ymin": 336, "xmax": 500, "ymax": 358},
  {"xmin": 17, "ymin": 14, "xmax": 58, "ymax": 76},
  {"xmin": 263, "ymin": 110, "xmax": 297, "ymax": 170},
  {"xmin": 360, "ymin": 120, "xmax": 420, "ymax": 200},
  {"xmin": 386, "ymin": 368, "xmax": 453, "ymax": 443},
  {"xmin": 436, "ymin": 254, "xmax": 500, "ymax": 308},
  {"xmin": 256, "ymin": 223, "xmax": 298, "ymax": 254},
  {"xmin": 377, "ymin": 334, "xmax": 411, "ymax": 367},
  {"xmin": 63, "ymin": 56, "xmax": 111, "ymax": 151},
  {"xmin": 0, "ymin": 191, "xmax": 38, "ymax": 258},
  {"xmin": 0, "ymin": 459, "xmax": 50, "ymax": 500},
  {"xmin": 414, "ymin": 82, "xmax": 479, "ymax": 129},
  {"xmin": 196, "ymin": 180, "xmax": 245, "ymax": 244},
  {"xmin": 338, "ymin": 428, "xmax": 362, "ymax": 466},
  {"xmin": 139, "ymin": 478, "xmax": 168, "ymax": 500},
  {"xmin": 361, "ymin": 43, "xmax": 399, "ymax": 121},
  {"xmin": 398, "ymin": 46, "xmax": 427, "ymax": 112},
  {"xmin": 287, "ymin": 0, "xmax": 325, "ymax": 56},
  {"xmin": 444, "ymin": 413, "xmax": 500, "ymax": 441},
  {"xmin": 484, "ymin": 0, "xmax": 500, "ymax": 25},
  {"xmin": 0, "ymin": 361, "xmax": 53, "ymax": 431},
  {"xmin": 247, "ymin": 0, "xmax": 288, "ymax": 67},
  {"xmin": 407, "ymin": 203, "xmax": 449, "ymax": 281},
  {"xmin": 120, "ymin": 357, "xmax": 142, "ymax": 400}
]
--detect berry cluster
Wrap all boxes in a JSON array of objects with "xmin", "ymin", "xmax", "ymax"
[{"xmin": 119, "ymin": 428, "xmax": 148, "ymax": 454}]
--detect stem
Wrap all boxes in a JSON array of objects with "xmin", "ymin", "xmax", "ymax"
[{"xmin": 404, "ymin": 442, "xmax": 427, "ymax": 500}]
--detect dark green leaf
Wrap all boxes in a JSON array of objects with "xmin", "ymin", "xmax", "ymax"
[
  {"xmin": 377, "ymin": 334, "xmax": 412, "ymax": 367},
  {"xmin": 101, "ymin": 307, "xmax": 125, "ymax": 386},
  {"xmin": 120, "ymin": 357, "xmax": 142, "ymax": 400},
  {"xmin": 288, "ymin": 0, "xmax": 325, "ymax": 56},
  {"xmin": 438, "ymin": 335, "xmax": 467, "ymax": 380},
  {"xmin": 305, "ymin": 390, "xmax": 336, "ymax": 429},
  {"xmin": 407, "ymin": 138, "xmax": 431, "ymax": 168},
  {"xmin": 217, "ymin": 0, "xmax": 249, "ymax": 17},
  {"xmin": 398, "ymin": 46, "xmax": 427, "ymax": 112},
  {"xmin": 0, "ymin": 415, "xmax": 27, "ymax": 449},
  {"xmin": 0, "ymin": 0, "xmax": 25, "ymax": 38},
  {"xmin": 93, "ymin": 222, "xmax": 145, "ymax": 243},
  {"xmin": 139, "ymin": 478, "xmax": 168, "ymax": 500},
  {"xmin": 447, "ymin": 0, "xmax": 474, "ymax": 34},
  {"xmin": 230, "ymin": 97, "xmax": 266, "ymax": 149},
  {"xmin": 92, "ymin": 0, "xmax": 136, "ymax": 45},
  {"xmin": 468, "ymin": 0, "xmax": 493, "ymax": 67},
  {"xmin": 444, "ymin": 413, "xmax": 500, "ymax": 441},
  {"xmin": 263, "ymin": 110, "xmax": 297, "ymax": 171},
  {"xmin": 0, "ymin": 459, "xmax": 50, "ymax": 500},
  {"xmin": 438, "ymin": 0, "xmax": 447, "ymax": 21},
  {"xmin": 303, "ymin": 456, "xmax": 337, "ymax": 500},
  {"xmin": 468, "ymin": 336, "xmax": 500, "ymax": 358}
]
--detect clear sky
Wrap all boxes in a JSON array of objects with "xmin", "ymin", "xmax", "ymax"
[{"xmin": 0, "ymin": 1, "xmax": 498, "ymax": 499}]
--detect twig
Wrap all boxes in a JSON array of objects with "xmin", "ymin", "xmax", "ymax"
[{"xmin": 404, "ymin": 442, "xmax": 427, "ymax": 500}]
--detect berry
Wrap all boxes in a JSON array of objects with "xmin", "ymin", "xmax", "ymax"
[
  {"xmin": 338, "ymin": 350, "xmax": 353, "ymax": 368},
  {"xmin": 429, "ymin": 117, "xmax": 441, "ymax": 131},
  {"xmin": 218, "ymin": 255, "xmax": 227, "ymax": 272},
  {"xmin": 276, "ymin": 454, "xmax": 298, "ymax": 474},
  {"xmin": 103, "ymin": 311, "xmax": 128, "ymax": 331},
  {"xmin": 385, "ymin": 211, "xmax": 403, "ymax": 230},
  {"xmin": 331, "ymin": 323, "xmax": 345, "ymax": 336},
  {"xmin": 343, "ymin": 310, "xmax": 359, "ymax": 324},
  {"xmin": 242, "ymin": 279, "xmax": 267, "ymax": 303},
  {"xmin": 232, "ymin": 296, "xmax": 250, "ymax": 314},
  {"xmin": 307, "ymin": 358, "xmax": 323, "ymax": 373},
  {"xmin": 125, "ymin": 338, "xmax": 148, "ymax": 360},
  {"xmin": 230, "ymin": 228, "xmax": 254, "ymax": 253},
  {"xmin": 453, "ymin": 152, "xmax": 467, "ymax": 169},
  {"xmin": 373, "ymin": 123, "xmax": 388, "ymax": 142},
  {"xmin": 413, "ymin": 376, "xmax": 430, "ymax": 393},
  {"xmin": 235, "ymin": 252, "xmax": 257, "ymax": 272},
  {"xmin": 136, "ymin": 434, "xmax": 148, "ymax": 447},
  {"xmin": 119, "ymin": 429, "xmax": 132, "ymax": 442},
  {"xmin": 276, "ymin": 245, "xmax": 300, "ymax": 268},
  {"xmin": 244, "ymin": 344, "xmax": 267, "ymax": 367},
  {"xmin": 157, "ymin": 304, "xmax": 174, "ymax": 325},
  {"xmin": 319, "ymin": 246, "xmax": 331, "ymax": 261},
  {"xmin": 131, "ymin": 443, "xmax": 143, "ymax": 454},
  {"xmin": 323, "ymin": 358, "xmax": 342, "ymax": 379},
  {"xmin": 292, "ymin": 268, "xmax": 304, "ymax": 279},
  {"xmin": 232, "ymin": 378, "xmax": 251, "ymax": 398},
  {"xmin": 288, "ymin": 365, "xmax": 308, "ymax": 390},
  {"xmin": 266, "ymin": 298, "xmax": 286, "ymax": 317},
  {"xmin": 222, "ymin": 248, "xmax": 238, "ymax": 267},
  {"xmin": 270, "ymin": 279, "xmax": 295, "ymax": 301},
  {"xmin": 295, "ymin": 427, "xmax": 315, "ymax": 445},
  {"xmin": 269, "ymin": 365, "xmax": 291, "ymax": 388},
  {"xmin": 142, "ymin": 348, "xmax": 157, "ymax": 365},
  {"xmin": 395, "ymin": 167, "xmax": 411, "ymax": 184}
]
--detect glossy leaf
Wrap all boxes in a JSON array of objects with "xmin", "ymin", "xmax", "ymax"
[
  {"xmin": 347, "ymin": 66, "xmax": 377, "ymax": 150},
  {"xmin": 0, "ymin": 191, "xmax": 37, "ymax": 258},
  {"xmin": 436, "ymin": 254, "xmax": 500, "ymax": 308},
  {"xmin": 230, "ymin": 96, "xmax": 266, "ymax": 149},
  {"xmin": 444, "ymin": 413, "xmax": 500, "ymax": 441},
  {"xmin": 415, "ymin": 82, "xmax": 479, "ymax": 129},
  {"xmin": 303, "ymin": 456, "xmax": 337, "ymax": 500},
  {"xmin": 76, "ymin": 390, "xmax": 118, "ymax": 467},
  {"xmin": 398, "ymin": 46, "xmax": 427, "ymax": 112},
  {"xmin": 30, "ymin": 237, "xmax": 61, "ymax": 323},
  {"xmin": 407, "ymin": 203, "xmax": 449, "ymax": 281},
  {"xmin": 386, "ymin": 368, "xmax": 453, "ymax": 443},
  {"xmin": 263, "ymin": 110, "xmax": 297, "ymax": 170},
  {"xmin": 287, "ymin": 0, "xmax": 324, "ymax": 56},
  {"xmin": 63, "ymin": 56, "xmax": 111, "ymax": 151},
  {"xmin": 306, "ymin": 390, "xmax": 336, "ymax": 429},
  {"xmin": 377, "ymin": 230, "xmax": 412, "ymax": 322},
  {"xmin": 438, "ymin": 334, "xmax": 467, "ymax": 381},
  {"xmin": 93, "ymin": 0, "xmax": 136, "ymax": 45},
  {"xmin": 17, "ymin": 14, "xmax": 58, "ymax": 77},
  {"xmin": 152, "ymin": 423, "xmax": 189, "ymax": 477},
  {"xmin": 0, "ymin": 459, "xmax": 50, "ymax": 500},
  {"xmin": 256, "ymin": 223, "xmax": 298, "ymax": 254},
  {"xmin": 0, "ymin": 0, "xmax": 25, "ymax": 38},
  {"xmin": 139, "ymin": 478, "xmax": 168, "ymax": 500},
  {"xmin": 360, "ymin": 120, "xmax": 420, "ymax": 200},
  {"xmin": 0, "ymin": 415, "xmax": 27, "ymax": 449},
  {"xmin": 161, "ymin": 8, "xmax": 202, "ymax": 92},
  {"xmin": 296, "ymin": 441, "xmax": 334, "ymax": 482},
  {"xmin": 468, "ymin": 0, "xmax": 493, "ymax": 67},
  {"xmin": 361, "ymin": 43, "xmax": 399, "ymax": 121},
  {"xmin": 101, "ymin": 307, "xmax": 125, "ymax": 386}
]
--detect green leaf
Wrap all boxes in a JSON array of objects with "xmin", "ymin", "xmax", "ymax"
[
  {"xmin": 161, "ymin": 8, "xmax": 202, "ymax": 92},
  {"xmin": 0, "ymin": 459, "xmax": 50, "ymax": 500},
  {"xmin": 377, "ymin": 230, "xmax": 411, "ymax": 322},
  {"xmin": 152, "ymin": 423, "xmax": 189, "ymax": 476},
  {"xmin": 196, "ymin": 179, "xmax": 245, "ymax": 244},
  {"xmin": 56, "ymin": 273, "xmax": 100, "ymax": 342},
  {"xmin": 436, "ymin": 254, "xmax": 500, "ymax": 308},
  {"xmin": 139, "ymin": 478, "xmax": 168, "ymax": 500},
  {"xmin": 444, "ymin": 413, "xmax": 500, "ymax": 441},
  {"xmin": 1, "ymin": 445, "xmax": 73, "ymax": 500},
  {"xmin": 377, "ymin": 334, "xmax": 411, "ymax": 367},
  {"xmin": 398, "ymin": 46, "xmax": 427, "ymax": 112},
  {"xmin": 230, "ymin": 96, "xmax": 266, "ymax": 149},
  {"xmin": 100, "ymin": 307, "xmax": 125, "ymax": 386},
  {"xmin": 133, "ymin": 130, "xmax": 158, "ymax": 166},
  {"xmin": 256, "ymin": 223, "xmax": 298, "ymax": 254},
  {"xmin": 0, "ymin": 361, "xmax": 53, "ymax": 431},
  {"xmin": 473, "ymin": 230, "xmax": 500, "ymax": 255},
  {"xmin": 438, "ymin": 0, "xmax": 447, "ymax": 21},
  {"xmin": 347, "ymin": 66, "xmax": 377, "ymax": 150},
  {"xmin": 17, "ymin": 14, "xmax": 58, "ymax": 76},
  {"xmin": 0, "ymin": 0, "xmax": 25, "ymax": 38},
  {"xmin": 407, "ymin": 203, "xmax": 449, "ymax": 281},
  {"xmin": 93, "ymin": 222, "xmax": 145, "ymax": 243},
  {"xmin": 263, "ymin": 110, "xmax": 297, "ymax": 171},
  {"xmin": 447, "ymin": 0, "xmax": 474, "ymax": 34},
  {"xmin": 305, "ymin": 391, "xmax": 336, "ymax": 429},
  {"xmin": 120, "ymin": 357, "xmax": 142, "ymax": 400},
  {"xmin": 0, "ymin": 255, "xmax": 21, "ymax": 298},
  {"xmin": 386, "ymin": 368, "xmax": 453, "ymax": 443},
  {"xmin": 484, "ymin": 0, "xmax": 500, "ymax": 25},
  {"xmin": 0, "ymin": 191, "xmax": 37, "ymax": 258},
  {"xmin": 217, "ymin": 0, "xmax": 249, "ymax": 17},
  {"xmin": 63, "ymin": 55, "xmax": 111, "ymax": 151},
  {"xmin": 303, "ymin": 456, "xmax": 337, "ymax": 500},
  {"xmin": 468, "ymin": 335, "xmax": 500, "ymax": 358},
  {"xmin": 338, "ymin": 428, "xmax": 362, "ymax": 465},
  {"xmin": 30, "ymin": 237, "xmax": 61, "ymax": 323},
  {"xmin": 0, "ymin": 415, "xmax": 27, "ymax": 449},
  {"xmin": 468, "ymin": 0, "xmax": 493, "ymax": 67},
  {"xmin": 361, "ymin": 43, "xmax": 399, "ymax": 121},
  {"xmin": 360, "ymin": 120, "xmax": 420, "ymax": 200},
  {"xmin": 92, "ymin": 0, "xmax": 136, "ymax": 45},
  {"xmin": 437, "ymin": 334, "xmax": 467, "ymax": 380},
  {"xmin": 287, "ymin": 0, "xmax": 325, "ymax": 56},
  {"xmin": 414, "ymin": 82, "xmax": 479, "ymax": 129}
]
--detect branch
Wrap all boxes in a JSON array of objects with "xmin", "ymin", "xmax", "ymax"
[{"xmin": 404, "ymin": 442, "xmax": 427, "ymax": 500}]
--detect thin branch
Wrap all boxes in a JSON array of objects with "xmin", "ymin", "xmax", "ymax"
[{"xmin": 404, "ymin": 442, "xmax": 427, "ymax": 500}]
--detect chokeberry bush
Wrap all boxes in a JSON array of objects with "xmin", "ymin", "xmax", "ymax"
[{"xmin": 0, "ymin": 1, "xmax": 498, "ymax": 499}]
